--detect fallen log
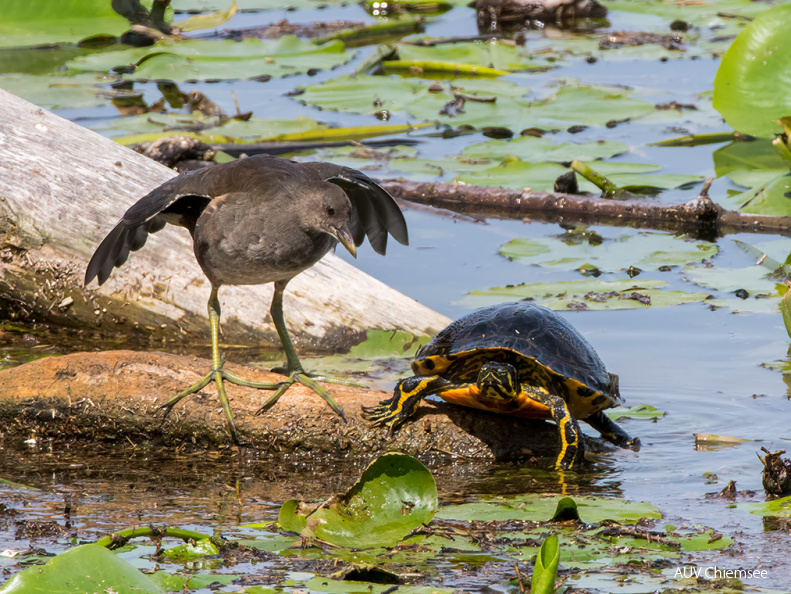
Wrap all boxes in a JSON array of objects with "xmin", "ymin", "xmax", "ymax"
[
  {"xmin": 0, "ymin": 88, "xmax": 450, "ymax": 349},
  {"xmin": 0, "ymin": 350, "xmax": 616, "ymax": 463},
  {"xmin": 381, "ymin": 178, "xmax": 791, "ymax": 236}
]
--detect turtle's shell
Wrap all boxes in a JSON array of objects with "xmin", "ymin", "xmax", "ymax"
[{"xmin": 413, "ymin": 302, "xmax": 621, "ymax": 419}]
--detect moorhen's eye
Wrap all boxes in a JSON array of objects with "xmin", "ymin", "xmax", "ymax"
[{"xmin": 326, "ymin": 205, "xmax": 335, "ymax": 216}]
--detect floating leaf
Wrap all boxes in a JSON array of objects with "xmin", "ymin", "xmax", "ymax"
[
  {"xmin": 458, "ymin": 159, "xmax": 701, "ymax": 192},
  {"xmin": 712, "ymin": 138, "xmax": 787, "ymax": 178},
  {"xmin": 280, "ymin": 453, "xmax": 437, "ymax": 548},
  {"xmin": 0, "ymin": 0, "xmax": 129, "ymax": 48},
  {"xmin": 300, "ymin": 76, "xmax": 653, "ymax": 131},
  {"xmin": 465, "ymin": 279, "xmax": 711, "ymax": 310},
  {"xmin": 682, "ymin": 265, "xmax": 782, "ymax": 295},
  {"xmin": 520, "ymin": 85, "xmax": 654, "ymax": 129},
  {"xmin": 606, "ymin": 404, "xmax": 666, "ymax": 421},
  {"xmin": 149, "ymin": 570, "xmax": 238, "ymax": 591},
  {"xmin": 0, "ymin": 72, "xmax": 112, "ymax": 109},
  {"xmin": 383, "ymin": 41, "xmax": 548, "ymax": 75},
  {"xmin": 67, "ymin": 36, "xmax": 351, "ymax": 82},
  {"xmin": 176, "ymin": 1, "xmax": 237, "ymax": 32},
  {"xmin": 303, "ymin": 576, "xmax": 455, "ymax": 593},
  {"xmin": 161, "ymin": 538, "xmax": 219, "ymax": 560},
  {"xmin": 499, "ymin": 231, "xmax": 717, "ymax": 273},
  {"xmin": 0, "ymin": 544, "xmax": 164, "ymax": 593},
  {"xmin": 718, "ymin": 170, "xmax": 791, "ymax": 217},
  {"xmin": 438, "ymin": 495, "xmax": 661, "ymax": 524},
  {"xmin": 713, "ymin": 4, "xmax": 791, "ymax": 137},
  {"xmin": 462, "ymin": 136, "xmax": 629, "ymax": 163},
  {"xmin": 694, "ymin": 433, "xmax": 752, "ymax": 447},
  {"xmin": 738, "ymin": 495, "xmax": 791, "ymax": 517}
]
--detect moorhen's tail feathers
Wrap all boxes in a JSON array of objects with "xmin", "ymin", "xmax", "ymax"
[{"xmin": 85, "ymin": 221, "xmax": 126, "ymax": 286}]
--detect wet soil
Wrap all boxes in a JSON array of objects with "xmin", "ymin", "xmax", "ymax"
[{"xmin": 0, "ymin": 349, "xmax": 606, "ymax": 463}]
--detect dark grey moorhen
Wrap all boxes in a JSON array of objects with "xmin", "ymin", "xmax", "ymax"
[{"xmin": 85, "ymin": 154, "xmax": 408, "ymax": 443}]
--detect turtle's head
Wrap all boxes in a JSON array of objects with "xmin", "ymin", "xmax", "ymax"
[{"xmin": 477, "ymin": 361, "xmax": 520, "ymax": 400}]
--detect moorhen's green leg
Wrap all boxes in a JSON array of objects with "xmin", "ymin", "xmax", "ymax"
[
  {"xmin": 255, "ymin": 280, "xmax": 348, "ymax": 419},
  {"xmin": 160, "ymin": 285, "xmax": 283, "ymax": 443}
]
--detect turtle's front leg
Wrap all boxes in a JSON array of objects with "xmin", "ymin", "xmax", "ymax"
[
  {"xmin": 526, "ymin": 388, "xmax": 584, "ymax": 470},
  {"xmin": 585, "ymin": 410, "xmax": 641, "ymax": 450},
  {"xmin": 363, "ymin": 375, "xmax": 450, "ymax": 431}
]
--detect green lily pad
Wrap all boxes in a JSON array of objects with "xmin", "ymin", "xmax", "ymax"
[
  {"xmin": 101, "ymin": 112, "xmax": 421, "ymax": 146},
  {"xmin": 713, "ymin": 4, "xmax": 791, "ymax": 137},
  {"xmin": 718, "ymin": 170, "xmax": 791, "ymax": 217},
  {"xmin": 299, "ymin": 74, "xmax": 532, "ymax": 129},
  {"xmin": 299, "ymin": 329, "xmax": 429, "ymax": 389},
  {"xmin": 458, "ymin": 159, "xmax": 701, "ymax": 192},
  {"xmin": 682, "ymin": 265, "xmax": 782, "ymax": 294},
  {"xmin": 149, "ymin": 570, "xmax": 238, "ymax": 590},
  {"xmin": 499, "ymin": 231, "xmax": 717, "ymax": 273},
  {"xmin": 437, "ymin": 495, "xmax": 661, "ymax": 524},
  {"xmin": 279, "ymin": 453, "xmax": 437, "ymax": 548},
  {"xmin": 738, "ymin": 495, "xmax": 791, "ymax": 517},
  {"xmin": 0, "ymin": 0, "xmax": 129, "ymax": 49},
  {"xmin": 462, "ymin": 136, "xmax": 630, "ymax": 163},
  {"xmin": 161, "ymin": 538, "xmax": 219, "ymax": 560},
  {"xmin": 0, "ymin": 72, "xmax": 114, "ymax": 110},
  {"xmin": 606, "ymin": 404, "xmax": 666, "ymax": 421},
  {"xmin": 383, "ymin": 41, "xmax": 548, "ymax": 75},
  {"xmin": 0, "ymin": 544, "xmax": 164, "ymax": 593},
  {"xmin": 713, "ymin": 138, "xmax": 788, "ymax": 178},
  {"xmin": 464, "ymin": 278, "xmax": 711, "ymax": 310},
  {"xmin": 303, "ymin": 576, "xmax": 454, "ymax": 593},
  {"xmin": 300, "ymin": 75, "xmax": 653, "ymax": 131},
  {"xmin": 520, "ymin": 84, "xmax": 655, "ymax": 129},
  {"xmin": 67, "ymin": 36, "xmax": 350, "ymax": 82}
]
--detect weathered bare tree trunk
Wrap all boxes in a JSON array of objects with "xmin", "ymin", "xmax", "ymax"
[
  {"xmin": 0, "ymin": 89, "xmax": 450, "ymax": 348},
  {"xmin": 381, "ymin": 179, "xmax": 791, "ymax": 236}
]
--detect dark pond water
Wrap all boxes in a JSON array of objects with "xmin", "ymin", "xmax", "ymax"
[{"xmin": 2, "ymin": 0, "xmax": 791, "ymax": 591}]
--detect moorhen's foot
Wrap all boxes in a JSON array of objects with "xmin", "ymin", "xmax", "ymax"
[{"xmin": 255, "ymin": 370, "xmax": 347, "ymax": 421}]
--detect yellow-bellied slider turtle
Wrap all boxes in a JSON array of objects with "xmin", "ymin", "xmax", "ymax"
[{"xmin": 363, "ymin": 302, "xmax": 639, "ymax": 469}]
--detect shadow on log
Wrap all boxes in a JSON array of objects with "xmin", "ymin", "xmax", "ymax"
[{"xmin": 0, "ymin": 351, "xmax": 614, "ymax": 463}]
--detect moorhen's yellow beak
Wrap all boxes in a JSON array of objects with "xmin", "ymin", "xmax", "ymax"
[{"xmin": 333, "ymin": 222, "xmax": 357, "ymax": 258}]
